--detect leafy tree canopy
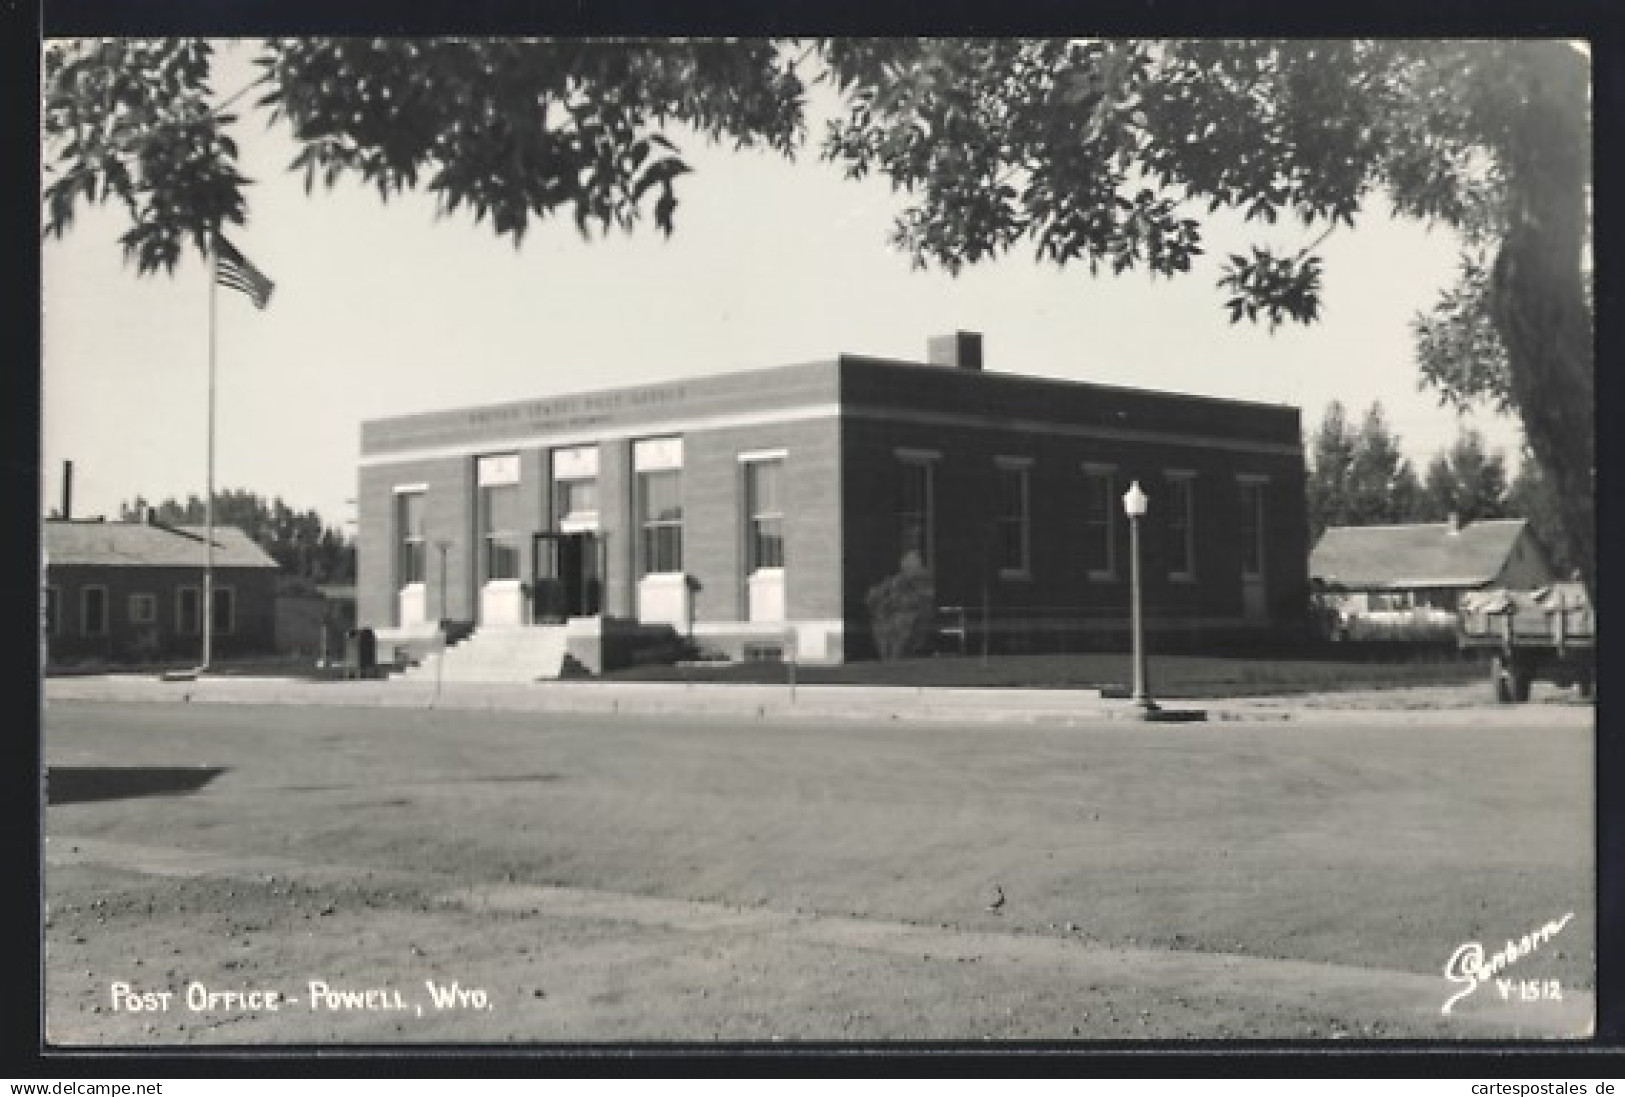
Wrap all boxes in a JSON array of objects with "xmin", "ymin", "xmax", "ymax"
[
  {"xmin": 42, "ymin": 37, "xmax": 1593, "ymax": 591},
  {"xmin": 43, "ymin": 37, "xmax": 805, "ymax": 272}
]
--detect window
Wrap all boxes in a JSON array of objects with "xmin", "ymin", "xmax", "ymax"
[
  {"xmin": 897, "ymin": 451, "xmax": 937, "ymax": 569},
  {"xmin": 129, "ymin": 592, "xmax": 157, "ymax": 625},
  {"xmin": 481, "ymin": 483, "xmax": 521, "ymax": 581},
  {"xmin": 995, "ymin": 458, "xmax": 1032, "ymax": 578},
  {"xmin": 552, "ymin": 445, "xmax": 600, "ymax": 531},
  {"xmin": 211, "ymin": 587, "xmax": 235, "ymax": 634},
  {"xmin": 396, "ymin": 490, "xmax": 426, "ymax": 585},
  {"xmin": 1083, "ymin": 465, "xmax": 1116, "ymax": 580},
  {"xmin": 1166, "ymin": 472, "xmax": 1196, "ymax": 580},
  {"xmin": 177, "ymin": 587, "xmax": 201, "ymax": 635},
  {"xmin": 45, "ymin": 587, "xmax": 60, "ymax": 636},
  {"xmin": 555, "ymin": 478, "xmax": 598, "ymax": 527},
  {"xmin": 81, "ymin": 586, "xmax": 108, "ymax": 636},
  {"xmin": 639, "ymin": 469, "xmax": 684, "ymax": 575},
  {"xmin": 1238, "ymin": 477, "xmax": 1266, "ymax": 578},
  {"xmin": 745, "ymin": 458, "xmax": 785, "ymax": 571}
]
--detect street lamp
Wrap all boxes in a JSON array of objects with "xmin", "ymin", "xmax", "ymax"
[{"xmin": 1122, "ymin": 480, "xmax": 1159, "ymax": 716}]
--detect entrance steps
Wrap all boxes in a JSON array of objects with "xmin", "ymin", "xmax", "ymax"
[{"xmin": 397, "ymin": 626, "xmax": 571, "ymax": 684}]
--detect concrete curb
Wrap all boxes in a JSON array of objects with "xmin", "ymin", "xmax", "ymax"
[{"xmin": 42, "ymin": 676, "xmax": 1592, "ymax": 727}]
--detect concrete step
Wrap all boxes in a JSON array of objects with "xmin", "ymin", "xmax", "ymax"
[{"xmin": 398, "ymin": 627, "xmax": 570, "ymax": 683}]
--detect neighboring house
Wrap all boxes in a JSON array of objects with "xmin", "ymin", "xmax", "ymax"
[
  {"xmin": 43, "ymin": 517, "xmax": 280, "ymax": 665},
  {"xmin": 1308, "ymin": 516, "xmax": 1555, "ymax": 641},
  {"xmin": 358, "ymin": 330, "xmax": 1310, "ymax": 671}
]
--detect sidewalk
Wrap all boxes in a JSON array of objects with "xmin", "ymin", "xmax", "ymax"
[{"xmin": 42, "ymin": 673, "xmax": 1594, "ymax": 726}]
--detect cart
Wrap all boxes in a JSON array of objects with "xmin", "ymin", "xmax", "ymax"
[{"xmin": 1458, "ymin": 582, "xmax": 1594, "ymax": 703}]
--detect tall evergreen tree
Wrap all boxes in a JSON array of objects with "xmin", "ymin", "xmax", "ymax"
[
  {"xmin": 1307, "ymin": 400, "xmax": 1424, "ymax": 540},
  {"xmin": 1417, "ymin": 429, "xmax": 1511, "ymax": 524}
]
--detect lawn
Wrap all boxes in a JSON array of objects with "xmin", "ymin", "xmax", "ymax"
[
  {"xmin": 44, "ymin": 700, "xmax": 1592, "ymax": 1043},
  {"xmin": 605, "ymin": 647, "xmax": 1485, "ymax": 697}
]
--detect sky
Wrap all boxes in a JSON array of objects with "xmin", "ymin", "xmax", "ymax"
[{"xmin": 40, "ymin": 41, "xmax": 1528, "ymax": 533}]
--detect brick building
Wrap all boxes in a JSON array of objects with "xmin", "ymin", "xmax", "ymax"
[
  {"xmin": 358, "ymin": 333, "xmax": 1308, "ymax": 673},
  {"xmin": 44, "ymin": 518, "xmax": 280, "ymax": 665}
]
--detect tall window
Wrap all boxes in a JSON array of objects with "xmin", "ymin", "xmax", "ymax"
[
  {"xmin": 129, "ymin": 592, "xmax": 157, "ymax": 625},
  {"xmin": 898, "ymin": 453, "xmax": 936, "ymax": 569},
  {"xmin": 995, "ymin": 458, "xmax": 1031, "ymax": 577},
  {"xmin": 481, "ymin": 482, "xmax": 521, "ymax": 581},
  {"xmin": 1166, "ymin": 473, "xmax": 1196, "ymax": 580},
  {"xmin": 45, "ymin": 587, "xmax": 60, "ymax": 636},
  {"xmin": 177, "ymin": 587, "xmax": 200, "ymax": 635},
  {"xmin": 639, "ymin": 469, "xmax": 683, "ymax": 574},
  {"xmin": 212, "ymin": 587, "xmax": 235, "ymax": 634},
  {"xmin": 552, "ymin": 445, "xmax": 600, "ymax": 531},
  {"xmin": 82, "ymin": 586, "xmax": 108, "ymax": 636},
  {"xmin": 397, "ymin": 490, "xmax": 426, "ymax": 585},
  {"xmin": 745, "ymin": 459, "xmax": 785, "ymax": 571},
  {"xmin": 1238, "ymin": 478, "xmax": 1266, "ymax": 578},
  {"xmin": 1083, "ymin": 465, "xmax": 1116, "ymax": 580}
]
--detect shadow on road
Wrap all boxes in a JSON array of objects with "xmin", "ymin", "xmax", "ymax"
[{"xmin": 46, "ymin": 765, "xmax": 227, "ymax": 805}]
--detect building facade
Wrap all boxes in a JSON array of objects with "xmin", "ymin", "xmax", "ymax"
[
  {"xmin": 358, "ymin": 334, "xmax": 1309, "ymax": 667},
  {"xmin": 43, "ymin": 519, "xmax": 280, "ymax": 665}
]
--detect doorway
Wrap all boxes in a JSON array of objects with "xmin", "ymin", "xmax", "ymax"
[{"xmin": 532, "ymin": 532, "xmax": 603, "ymax": 623}]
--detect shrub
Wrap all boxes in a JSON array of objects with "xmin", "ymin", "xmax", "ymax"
[{"xmin": 865, "ymin": 553, "xmax": 937, "ymax": 661}]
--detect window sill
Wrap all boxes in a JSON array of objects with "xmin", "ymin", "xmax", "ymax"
[
  {"xmin": 1087, "ymin": 571, "xmax": 1118, "ymax": 583},
  {"xmin": 998, "ymin": 569, "xmax": 1032, "ymax": 583},
  {"xmin": 1168, "ymin": 573, "xmax": 1197, "ymax": 584}
]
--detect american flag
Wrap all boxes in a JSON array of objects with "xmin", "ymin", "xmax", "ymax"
[{"xmin": 215, "ymin": 236, "xmax": 275, "ymax": 309}]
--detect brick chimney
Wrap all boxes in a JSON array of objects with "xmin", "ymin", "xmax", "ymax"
[{"xmin": 927, "ymin": 331, "xmax": 983, "ymax": 371}]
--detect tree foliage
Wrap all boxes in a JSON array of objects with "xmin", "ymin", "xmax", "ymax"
[
  {"xmin": 43, "ymin": 37, "xmax": 1594, "ymax": 592},
  {"xmin": 819, "ymin": 38, "xmax": 1592, "ymax": 591},
  {"xmin": 1306, "ymin": 400, "xmax": 1423, "ymax": 540},
  {"xmin": 118, "ymin": 488, "xmax": 354, "ymax": 582},
  {"xmin": 1506, "ymin": 451, "xmax": 1583, "ymax": 579},
  {"xmin": 43, "ymin": 37, "xmax": 805, "ymax": 271},
  {"xmin": 1416, "ymin": 429, "xmax": 1510, "ymax": 524}
]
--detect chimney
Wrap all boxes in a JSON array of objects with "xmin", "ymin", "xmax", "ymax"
[
  {"xmin": 927, "ymin": 331, "xmax": 983, "ymax": 371},
  {"xmin": 61, "ymin": 460, "xmax": 73, "ymax": 521},
  {"xmin": 1447, "ymin": 512, "xmax": 1462, "ymax": 535}
]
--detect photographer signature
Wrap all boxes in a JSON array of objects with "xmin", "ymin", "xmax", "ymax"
[{"xmin": 1442, "ymin": 911, "xmax": 1574, "ymax": 1015}]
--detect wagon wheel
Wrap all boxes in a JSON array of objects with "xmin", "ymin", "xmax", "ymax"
[{"xmin": 1491, "ymin": 653, "xmax": 1523, "ymax": 704}]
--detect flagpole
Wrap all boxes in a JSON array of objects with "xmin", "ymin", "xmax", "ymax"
[{"xmin": 203, "ymin": 232, "xmax": 218, "ymax": 672}]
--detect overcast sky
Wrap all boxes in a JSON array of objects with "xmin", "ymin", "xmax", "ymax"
[{"xmin": 41, "ymin": 40, "xmax": 1528, "ymax": 531}]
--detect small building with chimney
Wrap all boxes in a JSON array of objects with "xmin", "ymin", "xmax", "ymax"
[
  {"xmin": 43, "ymin": 517, "xmax": 280, "ymax": 666},
  {"xmin": 356, "ymin": 333, "xmax": 1310, "ymax": 677},
  {"xmin": 1308, "ymin": 516, "xmax": 1555, "ymax": 641}
]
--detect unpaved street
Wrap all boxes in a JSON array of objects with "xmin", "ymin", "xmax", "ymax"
[{"xmin": 43, "ymin": 699, "xmax": 1593, "ymax": 1044}]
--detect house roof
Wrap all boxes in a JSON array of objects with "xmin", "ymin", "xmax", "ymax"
[
  {"xmin": 1310, "ymin": 519, "xmax": 1532, "ymax": 590},
  {"xmin": 44, "ymin": 520, "xmax": 280, "ymax": 570}
]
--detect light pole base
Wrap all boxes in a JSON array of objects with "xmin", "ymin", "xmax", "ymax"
[{"xmin": 1140, "ymin": 706, "xmax": 1209, "ymax": 723}]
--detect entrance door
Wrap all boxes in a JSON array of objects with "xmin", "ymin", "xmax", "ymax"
[{"xmin": 532, "ymin": 532, "xmax": 602, "ymax": 623}]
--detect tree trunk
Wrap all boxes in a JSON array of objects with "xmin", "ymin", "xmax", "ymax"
[{"xmin": 1488, "ymin": 42, "xmax": 1594, "ymax": 599}]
